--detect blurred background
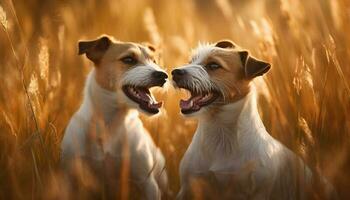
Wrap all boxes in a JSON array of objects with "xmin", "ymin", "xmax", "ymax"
[{"xmin": 0, "ymin": 0, "xmax": 349, "ymax": 199}]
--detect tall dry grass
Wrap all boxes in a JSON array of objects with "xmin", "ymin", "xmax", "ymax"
[{"xmin": 0, "ymin": 0, "xmax": 349, "ymax": 199}]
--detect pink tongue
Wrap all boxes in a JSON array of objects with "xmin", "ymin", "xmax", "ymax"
[
  {"xmin": 137, "ymin": 89, "xmax": 162, "ymax": 109},
  {"xmin": 180, "ymin": 99, "xmax": 192, "ymax": 110},
  {"xmin": 180, "ymin": 95, "xmax": 203, "ymax": 110},
  {"xmin": 138, "ymin": 90, "xmax": 151, "ymax": 102}
]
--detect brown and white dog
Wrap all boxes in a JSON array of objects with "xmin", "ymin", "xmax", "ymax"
[
  {"xmin": 61, "ymin": 36, "xmax": 168, "ymax": 199},
  {"xmin": 172, "ymin": 41, "xmax": 335, "ymax": 199}
]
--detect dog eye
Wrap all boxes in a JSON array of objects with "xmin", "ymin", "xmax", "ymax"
[
  {"xmin": 205, "ymin": 62, "xmax": 221, "ymax": 70},
  {"xmin": 121, "ymin": 56, "xmax": 137, "ymax": 65}
]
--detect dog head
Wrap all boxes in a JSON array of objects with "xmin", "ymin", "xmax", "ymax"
[
  {"xmin": 171, "ymin": 40, "xmax": 271, "ymax": 116},
  {"xmin": 78, "ymin": 35, "xmax": 168, "ymax": 114}
]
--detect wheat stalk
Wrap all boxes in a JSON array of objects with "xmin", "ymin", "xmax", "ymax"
[
  {"xmin": 2, "ymin": 111, "xmax": 17, "ymax": 138},
  {"xmin": 143, "ymin": 7, "xmax": 161, "ymax": 46},
  {"xmin": 38, "ymin": 38, "xmax": 49, "ymax": 90},
  {"xmin": 0, "ymin": 2, "xmax": 49, "ymax": 169},
  {"xmin": 0, "ymin": 5, "xmax": 8, "ymax": 29},
  {"xmin": 215, "ymin": 0, "xmax": 233, "ymax": 20}
]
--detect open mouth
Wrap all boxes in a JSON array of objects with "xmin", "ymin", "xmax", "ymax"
[
  {"xmin": 180, "ymin": 89, "xmax": 219, "ymax": 114},
  {"xmin": 122, "ymin": 85, "xmax": 162, "ymax": 114}
]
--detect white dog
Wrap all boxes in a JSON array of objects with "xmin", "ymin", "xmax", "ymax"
[
  {"xmin": 172, "ymin": 40, "xmax": 335, "ymax": 199},
  {"xmin": 61, "ymin": 35, "xmax": 168, "ymax": 200}
]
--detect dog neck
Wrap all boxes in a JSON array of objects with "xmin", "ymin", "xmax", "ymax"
[
  {"xmin": 83, "ymin": 69, "xmax": 129, "ymax": 124},
  {"xmin": 197, "ymin": 87, "xmax": 267, "ymax": 156}
]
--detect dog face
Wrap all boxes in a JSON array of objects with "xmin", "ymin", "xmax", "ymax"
[
  {"xmin": 78, "ymin": 35, "xmax": 168, "ymax": 114},
  {"xmin": 172, "ymin": 40, "xmax": 271, "ymax": 115}
]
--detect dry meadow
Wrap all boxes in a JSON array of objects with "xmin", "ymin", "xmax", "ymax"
[{"xmin": 0, "ymin": 0, "xmax": 349, "ymax": 199}]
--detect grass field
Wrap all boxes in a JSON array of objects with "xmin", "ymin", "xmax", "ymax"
[{"xmin": 0, "ymin": 0, "xmax": 349, "ymax": 199}]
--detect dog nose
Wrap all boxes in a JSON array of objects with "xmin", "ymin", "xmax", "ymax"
[
  {"xmin": 152, "ymin": 71, "xmax": 168, "ymax": 80},
  {"xmin": 171, "ymin": 69, "xmax": 186, "ymax": 77}
]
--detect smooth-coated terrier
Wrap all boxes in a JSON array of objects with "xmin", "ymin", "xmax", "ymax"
[
  {"xmin": 61, "ymin": 35, "xmax": 168, "ymax": 199},
  {"xmin": 172, "ymin": 40, "xmax": 335, "ymax": 199}
]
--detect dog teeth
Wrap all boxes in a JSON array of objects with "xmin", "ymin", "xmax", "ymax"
[
  {"xmin": 130, "ymin": 87, "xmax": 138, "ymax": 95},
  {"xmin": 189, "ymin": 100, "xmax": 193, "ymax": 107},
  {"xmin": 148, "ymin": 94, "xmax": 155, "ymax": 103},
  {"xmin": 201, "ymin": 93, "xmax": 212, "ymax": 101}
]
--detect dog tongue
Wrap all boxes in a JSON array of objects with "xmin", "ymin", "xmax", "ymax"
[
  {"xmin": 180, "ymin": 99, "xmax": 193, "ymax": 110},
  {"xmin": 137, "ymin": 89, "xmax": 162, "ymax": 109},
  {"xmin": 180, "ymin": 94, "xmax": 204, "ymax": 110},
  {"xmin": 138, "ymin": 90, "xmax": 151, "ymax": 102}
]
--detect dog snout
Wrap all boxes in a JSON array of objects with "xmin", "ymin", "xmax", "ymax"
[
  {"xmin": 171, "ymin": 69, "xmax": 187, "ymax": 82},
  {"xmin": 151, "ymin": 71, "xmax": 168, "ymax": 87},
  {"xmin": 172, "ymin": 69, "xmax": 186, "ymax": 76},
  {"xmin": 152, "ymin": 71, "xmax": 168, "ymax": 80}
]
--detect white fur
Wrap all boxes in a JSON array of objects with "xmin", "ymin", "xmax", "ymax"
[
  {"xmin": 190, "ymin": 43, "xmax": 213, "ymax": 64},
  {"xmin": 61, "ymin": 69, "xmax": 168, "ymax": 200},
  {"xmin": 190, "ymin": 42, "xmax": 241, "ymax": 66},
  {"xmin": 173, "ymin": 64, "xmax": 214, "ymax": 94},
  {"xmin": 177, "ymin": 87, "xmax": 315, "ymax": 199},
  {"xmin": 173, "ymin": 43, "xmax": 241, "ymax": 98},
  {"xmin": 172, "ymin": 44, "xmax": 223, "ymax": 96},
  {"xmin": 122, "ymin": 62, "xmax": 164, "ymax": 87}
]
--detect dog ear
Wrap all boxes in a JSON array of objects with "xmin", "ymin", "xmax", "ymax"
[
  {"xmin": 78, "ymin": 36, "xmax": 111, "ymax": 64},
  {"xmin": 215, "ymin": 40, "xmax": 236, "ymax": 49},
  {"xmin": 239, "ymin": 51, "xmax": 271, "ymax": 79}
]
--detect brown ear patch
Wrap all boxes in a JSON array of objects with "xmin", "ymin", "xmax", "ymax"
[
  {"xmin": 239, "ymin": 51, "xmax": 271, "ymax": 79},
  {"xmin": 215, "ymin": 40, "xmax": 236, "ymax": 49},
  {"xmin": 78, "ymin": 36, "xmax": 112, "ymax": 64}
]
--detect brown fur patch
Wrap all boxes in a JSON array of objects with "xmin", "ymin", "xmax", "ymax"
[
  {"xmin": 198, "ymin": 48, "xmax": 252, "ymax": 104},
  {"xmin": 89, "ymin": 37, "xmax": 157, "ymax": 91}
]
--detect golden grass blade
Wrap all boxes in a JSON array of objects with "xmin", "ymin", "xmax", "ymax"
[
  {"xmin": 0, "ymin": 0, "xmax": 349, "ymax": 199},
  {"xmin": 0, "ymin": 4, "xmax": 8, "ymax": 29},
  {"xmin": 38, "ymin": 38, "xmax": 49, "ymax": 89}
]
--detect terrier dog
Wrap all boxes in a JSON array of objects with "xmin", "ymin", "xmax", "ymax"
[
  {"xmin": 61, "ymin": 35, "xmax": 168, "ymax": 199},
  {"xmin": 172, "ymin": 40, "xmax": 335, "ymax": 199}
]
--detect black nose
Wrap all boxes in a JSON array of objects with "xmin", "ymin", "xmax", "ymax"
[
  {"xmin": 171, "ymin": 69, "xmax": 186, "ymax": 77},
  {"xmin": 152, "ymin": 71, "xmax": 168, "ymax": 80}
]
